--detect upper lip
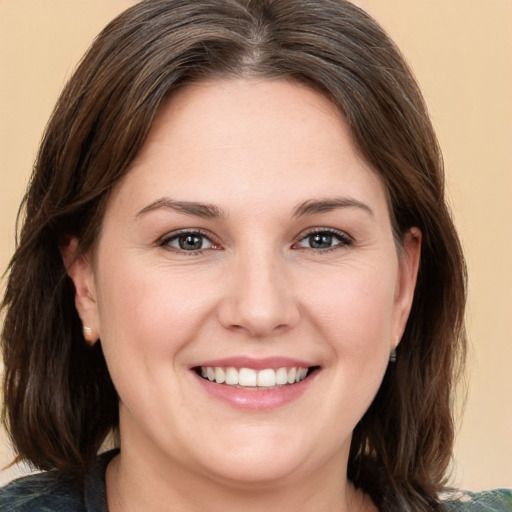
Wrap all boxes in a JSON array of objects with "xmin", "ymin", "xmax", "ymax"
[{"xmin": 191, "ymin": 356, "xmax": 317, "ymax": 370}]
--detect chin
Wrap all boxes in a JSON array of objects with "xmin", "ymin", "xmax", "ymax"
[
  {"xmin": 201, "ymin": 454, "xmax": 307, "ymax": 489},
  {"xmin": 186, "ymin": 429, "xmax": 326, "ymax": 489}
]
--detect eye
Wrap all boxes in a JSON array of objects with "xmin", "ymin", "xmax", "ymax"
[
  {"xmin": 295, "ymin": 229, "xmax": 352, "ymax": 251},
  {"xmin": 160, "ymin": 230, "xmax": 215, "ymax": 252}
]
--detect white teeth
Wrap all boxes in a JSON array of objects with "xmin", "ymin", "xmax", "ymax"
[
  {"xmin": 199, "ymin": 366, "xmax": 311, "ymax": 387},
  {"xmin": 214, "ymin": 367, "xmax": 225, "ymax": 384},
  {"xmin": 275, "ymin": 367, "xmax": 288, "ymax": 385},
  {"xmin": 287, "ymin": 367, "xmax": 297, "ymax": 384},
  {"xmin": 296, "ymin": 367, "xmax": 308, "ymax": 382},
  {"xmin": 257, "ymin": 368, "xmax": 276, "ymax": 387},
  {"xmin": 239, "ymin": 368, "xmax": 257, "ymax": 386},
  {"xmin": 225, "ymin": 367, "xmax": 239, "ymax": 385}
]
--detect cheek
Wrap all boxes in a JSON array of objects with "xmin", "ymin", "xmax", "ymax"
[
  {"xmin": 100, "ymin": 269, "xmax": 199, "ymax": 349},
  {"xmin": 301, "ymin": 262, "xmax": 398, "ymax": 350},
  {"xmin": 94, "ymin": 255, "xmax": 219, "ymax": 371},
  {"xmin": 93, "ymin": 259, "xmax": 221, "ymax": 423}
]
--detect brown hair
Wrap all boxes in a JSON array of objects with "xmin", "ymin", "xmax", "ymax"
[{"xmin": 1, "ymin": 1, "xmax": 466, "ymax": 510}]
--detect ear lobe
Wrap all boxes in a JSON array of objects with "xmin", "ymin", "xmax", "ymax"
[
  {"xmin": 60, "ymin": 237, "xmax": 100, "ymax": 344},
  {"xmin": 393, "ymin": 227, "xmax": 422, "ymax": 346}
]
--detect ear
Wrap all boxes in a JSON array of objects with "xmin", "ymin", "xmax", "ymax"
[
  {"xmin": 392, "ymin": 227, "xmax": 422, "ymax": 350},
  {"xmin": 61, "ymin": 237, "xmax": 100, "ymax": 345}
]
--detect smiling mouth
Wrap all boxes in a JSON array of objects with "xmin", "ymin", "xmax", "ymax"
[{"xmin": 194, "ymin": 366, "xmax": 319, "ymax": 389}]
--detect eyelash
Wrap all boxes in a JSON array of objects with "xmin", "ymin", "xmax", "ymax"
[
  {"xmin": 294, "ymin": 228, "xmax": 353, "ymax": 252},
  {"xmin": 159, "ymin": 229, "xmax": 218, "ymax": 255},
  {"xmin": 159, "ymin": 227, "xmax": 352, "ymax": 255}
]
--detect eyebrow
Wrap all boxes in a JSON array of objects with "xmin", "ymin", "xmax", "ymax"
[
  {"xmin": 293, "ymin": 198, "xmax": 374, "ymax": 218},
  {"xmin": 136, "ymin": 196, "xmax": 373, "ymax": 220},
  {"xmin": 136, "ymin": 198, "xmax": 225, "ymax": 219}
]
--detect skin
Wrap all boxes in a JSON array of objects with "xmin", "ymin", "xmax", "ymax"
[{"xmin": 64, "ymin": 79, "xmax": 421, "ymax": 512}]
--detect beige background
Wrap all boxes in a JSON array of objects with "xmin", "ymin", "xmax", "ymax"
[{"xmin": 1, "ymin": 0, "xmax": 510, "ymax": 490}]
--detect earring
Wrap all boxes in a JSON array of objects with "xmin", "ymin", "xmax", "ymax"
[
  {"xmin": 389, "ymin": 335, "xmax": 399, "ymax": 362},
  {"xmin": 83, "ymin": 326, "xmax": 96, "ymax": 345}
]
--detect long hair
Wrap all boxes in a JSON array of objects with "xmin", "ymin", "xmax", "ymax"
[{"xmin": 1, "ymin": 1, "xmax": 466, "ymax": 510}]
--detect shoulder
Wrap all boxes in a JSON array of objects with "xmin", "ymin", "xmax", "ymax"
[
  {"xmin": 0, "ymin": 449, "xmax": 117, "ymax": 512},
  {"xmin": 441, "ymin": 489, "xmax": 512, "ymax": 511},
  {"xmin": 0, "ymin": 470, "xmax": 84, "ymax": 512}
]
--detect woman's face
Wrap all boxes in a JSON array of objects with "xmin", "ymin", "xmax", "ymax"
[{"xmin": 72, "ymin": 79, "xmax": 420, "ymax": 487}]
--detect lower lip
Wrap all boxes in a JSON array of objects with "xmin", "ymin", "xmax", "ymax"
[{"xmin": 194, "ymin": 370, "xmax": 318, "ymax": 411}]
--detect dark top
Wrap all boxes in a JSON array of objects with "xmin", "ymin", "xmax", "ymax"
[
  {"xmin": 0, "ymin": 450, "xmax": 116, "ymax": 512},
  {"xmin": 0, "ymin": 450, "xmax": 511, "ymax": 511}
]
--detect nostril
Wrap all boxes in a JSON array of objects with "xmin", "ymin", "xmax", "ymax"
[{"xmin": 216, "ymin": 279, "xmax": 301, "ymax": 337}]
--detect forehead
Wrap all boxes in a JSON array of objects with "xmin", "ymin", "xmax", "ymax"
[
  {"xmin": 105, "ymin": 78, "xmax": 388, "ymax": 219},
  {"xmin": 140, "ymin": 78, "xmax": 354, "ymax": 162}
]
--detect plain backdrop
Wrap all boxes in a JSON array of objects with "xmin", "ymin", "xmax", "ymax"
[{"xmin": 1, "ymin": 0, "xmax": 511, "ymax": 490}]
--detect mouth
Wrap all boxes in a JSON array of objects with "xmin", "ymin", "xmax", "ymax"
[
  {"xmin": 191, "ymin": 357, "xmax": 320, "ymax": 410},
  {"xmin": 193, "ymin": 365, "xmax": 320, "ymax": 390}
]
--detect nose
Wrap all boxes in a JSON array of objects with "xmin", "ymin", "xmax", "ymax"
[{"xmin": 217, "ymin": 251, "xmax": 300, "ymax": 338}]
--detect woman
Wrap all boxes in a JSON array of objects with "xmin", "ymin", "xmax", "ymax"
[{"xmin": 0, "ymin": 0, "xmax": 510, "ymax": 510}]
